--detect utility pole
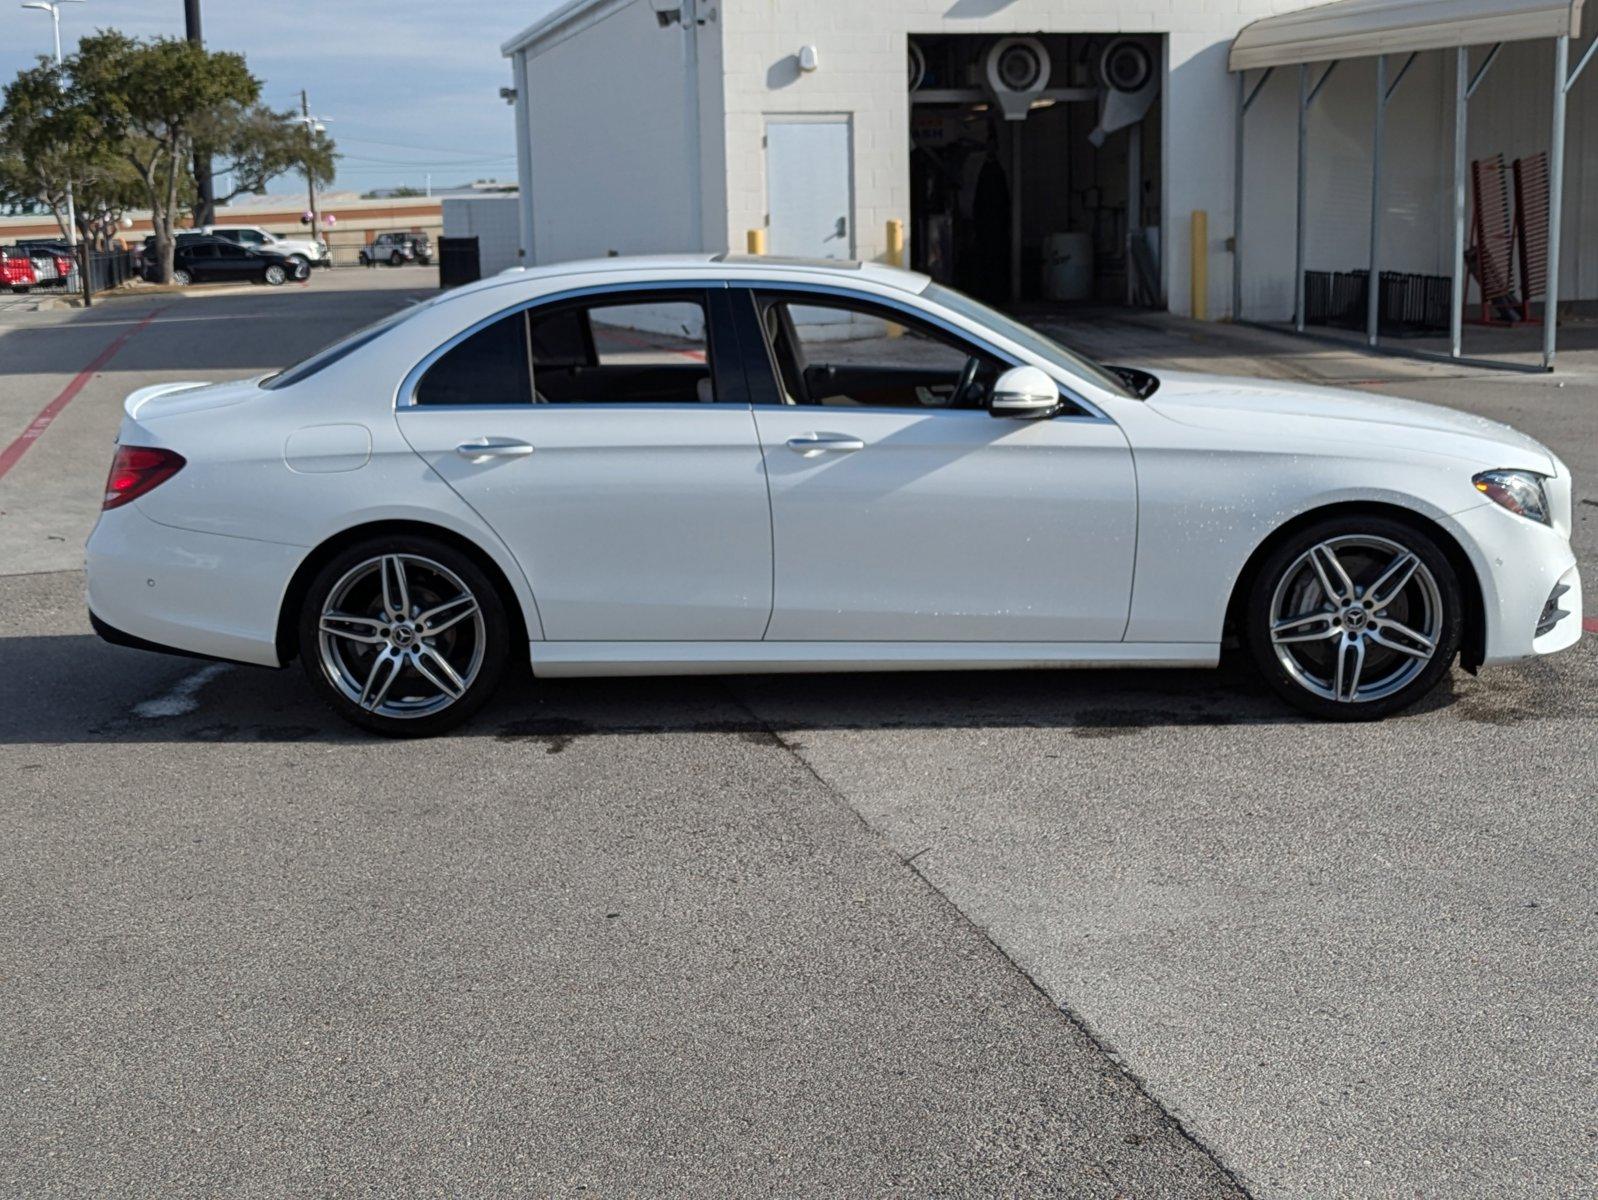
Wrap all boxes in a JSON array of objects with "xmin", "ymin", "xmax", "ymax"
[
  {"xmin": 300, "ymin": 90, "xmax": 323, "ymax": 252},
  {"xmin": 185, "ymin": 0, "xmax": 215, "ymax": 226},
  {"xmin": 20, "ymin": 0, "xmax": 82, "ymax": 246}
]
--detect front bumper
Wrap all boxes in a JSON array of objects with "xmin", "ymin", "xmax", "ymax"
[
  {"xmin": 86, "ymin": 504, "xmax": 303, "ymax": 668},
  {"xmin": 1441, "ymin": 502, "xmax": 1583, "ymax": 665}
]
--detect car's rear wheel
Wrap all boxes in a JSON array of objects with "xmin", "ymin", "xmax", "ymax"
[
  {"xmin": 170, "ymin": 269, "xmax": 191, "ymax": 286},
  {"xmin": 389, "ymin": 251, "xmax": 404, "ymax": 266},
  {"xmin": 298, "ymin": 538, "xmax": 509, "ymax": 737},
  {"xmin": 1246, "ymin": 516, "xmax": 1463, "ymax": 720}
]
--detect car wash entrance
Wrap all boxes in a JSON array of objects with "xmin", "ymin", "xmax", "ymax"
[{"xmin": 908, "ymin": 33, "xmax": 1163, "ymax": 307}]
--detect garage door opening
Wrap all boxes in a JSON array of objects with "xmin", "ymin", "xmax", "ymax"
[{"xmin": 908, "ymin": 33, "xmax": 1164, "ymax": 309}]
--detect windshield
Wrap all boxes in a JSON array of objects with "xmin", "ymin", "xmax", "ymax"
[
  {"xmin": 922, "ymin": 282, "xmax": 1138, "ymax": 400},
  {"xmin": 259, "ymin": 301, "xmax": 429, "ymax": 390}
]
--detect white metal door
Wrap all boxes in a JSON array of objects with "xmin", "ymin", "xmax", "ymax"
[{"xmin": 766, "ymin": 118, "xmax": 853, "ymax": 259}]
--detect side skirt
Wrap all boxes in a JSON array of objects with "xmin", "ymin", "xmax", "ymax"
[{"xmin": 529, "ymin": 641, "xmax": 1220, "ymax": 678}]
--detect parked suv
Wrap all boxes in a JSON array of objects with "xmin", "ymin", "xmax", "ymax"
[
  {"xmin": 199, "ymin": 225, "xmax": 330, "ymax": 272},
  {"xmin": 360, "ymin": 231, "xmax": 431, "ymax": 267}
]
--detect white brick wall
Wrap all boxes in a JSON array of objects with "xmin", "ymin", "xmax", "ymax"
[{"xmin": 711, "ymin": 0, "xmax": 1309, "ymax": 317}]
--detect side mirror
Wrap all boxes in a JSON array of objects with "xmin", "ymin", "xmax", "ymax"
[{"xmin": 988, "ymin": 365, "xmax": 1060, "ymax": 419}]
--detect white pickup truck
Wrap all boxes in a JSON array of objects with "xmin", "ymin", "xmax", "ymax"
[{"xmin": 198, "ymin": 225, "xmax": 330, "ymax": 270}]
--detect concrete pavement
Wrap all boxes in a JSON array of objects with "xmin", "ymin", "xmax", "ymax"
[{"xmin": 0, "ymin": 274, "xmax": 1592, "ymax": 1198}]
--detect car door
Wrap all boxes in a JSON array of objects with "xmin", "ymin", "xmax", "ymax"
[
  {"xmin": 177, "ymin": 242, "xmax": 215, "ymax": 280},
  {"xmin": 395, "ymin": 284, "xmax": 774, "ymax": 642},
  {"xmin": 213, "ymin": 241, "xmax": 254, "ymax": 280},
  {"xmin": 735, "ymin": 286, "xmax": 1138, "ymax": 643}
]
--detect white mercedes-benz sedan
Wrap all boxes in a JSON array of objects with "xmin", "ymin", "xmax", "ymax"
[{"xmin": 86, "ymin": 255, "xmax": 1583, "ymax": 735}]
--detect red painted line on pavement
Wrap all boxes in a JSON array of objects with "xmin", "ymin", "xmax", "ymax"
[
  {"xmin": 0, "ymin": 307, "xmax": 165, "ymax": 482},
  {"xmin": 1583, "ymin": 617, "xmax": 1598, "ymax": 634}
]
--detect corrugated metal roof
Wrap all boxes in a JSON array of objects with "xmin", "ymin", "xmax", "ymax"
[{"xmin": 1230, "ymin": 0, "xmax": 1585, "ymax": 71}]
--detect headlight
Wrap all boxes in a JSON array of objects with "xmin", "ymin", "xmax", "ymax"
[{"xmin": 1473, "ymin": 469, "xmax": 1550, "ymax": 524}]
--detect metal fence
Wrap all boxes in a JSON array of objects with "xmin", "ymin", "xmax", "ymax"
[{"xmin": 1303, "ymin": 270, "xmax": 1452, "ymax": 338}]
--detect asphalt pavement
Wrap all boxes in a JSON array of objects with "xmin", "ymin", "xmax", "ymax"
[{"xmin": 0, "ymin": 271, "xmax": 1592, "ymax": 1198}]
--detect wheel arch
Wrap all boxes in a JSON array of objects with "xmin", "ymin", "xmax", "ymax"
[
  {"xmin": 1222, "ymin": 501, "xmax": 1487, "ymax": 672},
  {"xmin": 274, "ymin": 519, "xmax": 532, "ymax": 667}
]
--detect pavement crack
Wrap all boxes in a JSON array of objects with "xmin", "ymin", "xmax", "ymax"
[{"xmin": 718, "ymin": 679, "xmax": 1255, "ymax": 1199}]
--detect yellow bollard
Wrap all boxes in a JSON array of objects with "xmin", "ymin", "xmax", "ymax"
[
  {"xmin": 884, "ymin": 219, "xmax": 907, "ymax": 336},
  {"xmin": 885, "ymin": 218, "xmax": 905, "ymax": 268},
  {"xmin": 746, "ymin": 228, "xmax": 767, "ymax": 256},
  {"xmin": 1190, "ymin": 210, "xmax": 1208, "ymax": 321}
]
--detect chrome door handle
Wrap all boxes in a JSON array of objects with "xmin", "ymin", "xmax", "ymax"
[
  {"xmin": 455, "ymin": 437, "xmax": 534, "ymax": 462},
  {"xmin": 786, "ymin": 433, "xmax": 865, "ymax": 457}
]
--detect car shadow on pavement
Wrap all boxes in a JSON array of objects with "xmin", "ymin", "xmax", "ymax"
[{"xmin": 0, "ymin": 631, "xmax": 1529, "ymax": 746}]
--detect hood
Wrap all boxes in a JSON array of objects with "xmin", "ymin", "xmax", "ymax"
[
  {"xmin": 1145, "ymin": 370, "xmax": 1558, "ymax": 475},
  {"xmin": 123, "ymin": 377, "xmax": 266, "ymax": 421}
]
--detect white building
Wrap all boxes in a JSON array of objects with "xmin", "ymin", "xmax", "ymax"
[{"xmin": 502, "ymin": 0, "xmax": 1598, "ymax": 343}]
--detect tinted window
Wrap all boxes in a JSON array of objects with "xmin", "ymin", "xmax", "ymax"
[
  {"xmin": 922, "ymin": 282, "xmax": 1135, "ymax": 400},
  {"xmin": 526, "ymin": 296, "xmax": 714, "ymax": 405},
  {"xmin": 218, "ymin": 243, "xmax": 247, "ymax": 259},
  {"xmin": 754, "ymin": 292, "xmax": 1000, "ymax": 409},
  {"xmin": 414, "ymin": 311, "xmax": 532, "ymax": 407}
]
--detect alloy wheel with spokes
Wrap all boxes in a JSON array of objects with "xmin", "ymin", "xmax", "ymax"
[
  {"xmin": 299, "ymin": 538, "xmax": 508, "ymax": 736},
  {"xmin": 1247, "ymin": 518, "xmax": 1463, "ymax": 719}
]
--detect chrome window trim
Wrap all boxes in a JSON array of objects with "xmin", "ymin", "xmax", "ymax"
[
  {"xmin": 396, "ymin": 279, "xmax": 727, "ymax": 411},
  {"xmin": 732, "ymin": 280, "xmax": 1112, "ymax": 423}
]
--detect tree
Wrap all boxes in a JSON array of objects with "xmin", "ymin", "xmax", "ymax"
[
  {"xmin": 198, "ymin": 102, "xmax": 335, "ymax": 217},
  {"xmin": 67, "ymin": 32, "xmax": 258, "ymax": 282}
]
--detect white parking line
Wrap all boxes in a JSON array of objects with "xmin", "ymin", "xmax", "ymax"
[{"xmin": 132, "ymin": 663, "xmax": 231, "ymax": 719}]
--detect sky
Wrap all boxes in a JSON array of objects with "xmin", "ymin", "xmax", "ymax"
[{"xmin": 0, "ymin": 0, "xmax": 566, "ymax": 195}]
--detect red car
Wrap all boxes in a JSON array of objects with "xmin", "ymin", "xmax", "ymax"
[{"xmin": 1, "ymin": 247, "xmax": 39, "ymax": 292}]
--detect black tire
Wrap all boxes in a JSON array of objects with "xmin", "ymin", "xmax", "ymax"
[
  {"xmin": 297, "ymin": 536, "xmax": 510, "ymax": 737},
  {"xmin": 1245, "ymin": 515, "xmax": 1464, "ymax": 721},
  {"xmin": 263, "ymin": 264, "xmax": 287, "ymax": 286},
  {"xmin": 287, "ymin": 254, "xmax": 310, "ymax": 275},
  {"xmin": 359, "ymin": 252, "xmax": 370, "ymax": 267},
  {"xmin": 389, "ymin": 250, "xmax": 404, "ymax": 266},
  {"xmin": 170, "ymin": 269, "xmax": 191, "ymax": 286}
]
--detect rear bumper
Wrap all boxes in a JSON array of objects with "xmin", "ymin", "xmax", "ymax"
[{"xmin": 86, "ymin": 505, "xmax": 303, "ymax": 668}]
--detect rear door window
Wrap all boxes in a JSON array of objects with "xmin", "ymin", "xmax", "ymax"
[{"xmin": 414, "ymin": 311, "xmax": 533, "ymax": 407}]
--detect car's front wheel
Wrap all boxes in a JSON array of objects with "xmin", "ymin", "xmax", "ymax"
[
  {"xmin": 298, "ymin": 538, "xmax": 509, "ymax": 736},
  {"xmin": 1246, "ymin": 516, "xmax": 1464, "ymax": 720},
  {"xmin": 263, "ymin": 264, "xmax": 287, "ymax": 286}
]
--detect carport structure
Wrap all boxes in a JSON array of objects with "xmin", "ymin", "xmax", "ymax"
[{"xmin": 1230, "ymin": 0, "xmax": 1591, "ymax": 368}]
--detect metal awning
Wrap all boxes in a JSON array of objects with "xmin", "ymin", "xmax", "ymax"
[{"xmin": 1230, "ymin": 0, "xmax": 1585, "ymax": 71}]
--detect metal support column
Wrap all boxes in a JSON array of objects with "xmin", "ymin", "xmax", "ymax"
[
  {"xmin": 1010, "ymin": 120, "xmax": 1024, "ymax": 304},
  {"xmin": 1367, "ymin": 55, "xmax": 1386, "ymax": 347},
  {"xmin": 1450, "ymin": 48, "xmax": 1469, "ymax": 358},
  {"xmin": 1545, "ymin": 35, "xmax": 1569, "ymax": 370},
  {"xmin": 1232, "ymin": 71, "xmax": 1245, "ymax": 321},
  {"xmin": 1295, "ymin": 64, "xmax": 1309, "ymax": 331},
  {"xmin": 1127, "ymin": 122, "xmax": 1142, "ymax": 305}
]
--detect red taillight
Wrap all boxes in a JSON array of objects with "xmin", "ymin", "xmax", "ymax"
[{"xmin": 103, "ymin": 445, "xmax": 186, "ymax": 510}]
